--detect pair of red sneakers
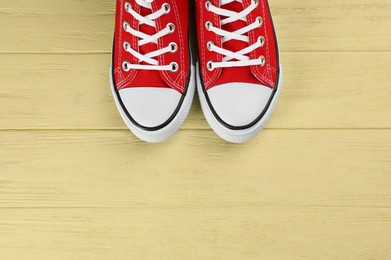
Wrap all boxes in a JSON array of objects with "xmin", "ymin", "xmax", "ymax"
[{"xmin": 110, "ymin": 0, "xmax": 282, "ymax": 143}]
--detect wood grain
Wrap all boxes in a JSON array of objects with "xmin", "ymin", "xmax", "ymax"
[
  {"xmin": 1, "ymin": 52, "xmax": 390, "ymax": 130},
  {"xmin": 1, "ymin": 207, "xmax": 390, "ymax": 260},
  {"xmin": 0, "ymin": 0, "xmax": 390, "ymax": 52},
  {"xmin": 1, "ymin": 130, "xmax": 391, "ymax": 207},
  {"xmin": 1, "ymin": 0, "xmax": 391, "ymax": 259},
  {"xmin": 0, "ymin": 130, "xmax": 391, "ymax": 259}
]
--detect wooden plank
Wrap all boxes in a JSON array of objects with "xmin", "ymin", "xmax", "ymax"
[
  {"xmin": 1, "ymin": 52, "xmax": 390, "ymax": 129},
  {"xmin": 1, "ymin": 130, "xmax": 390, "ymax": 207},
  {"xmin": 0, "ymin": 207, "xmax": 390, "ymax": 260},
  {"xmin": 1, "ymin": 1, "xmax": 390, "ymax": 259},
  {"xmin": 0, "ymin": 0, "xmax": 390, "ymax": 52},
  {"xmin": 0, "ymin": 130, "xmax": 390, "ymax": 259}
]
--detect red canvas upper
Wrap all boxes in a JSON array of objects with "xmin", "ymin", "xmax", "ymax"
[
  {"xmin": 196, "ymin": 0, "xmax": 279, "ymax": 90},
  {"xmin": 113, "ymin": 0, "xmax": 190, "ymax": 94}
]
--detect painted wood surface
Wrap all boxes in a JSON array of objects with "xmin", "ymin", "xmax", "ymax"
[{"xmin": 0, "ymin": 0, "xmax": 390, "ymax": 259}]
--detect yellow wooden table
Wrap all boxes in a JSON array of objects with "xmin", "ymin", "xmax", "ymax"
[{"xmin": 1, "ymin": 1, "xmax": 391, "ymax": 259}]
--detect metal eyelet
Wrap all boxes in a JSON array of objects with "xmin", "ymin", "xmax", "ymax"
[
  {"xmin": 123, "ymin": 41, "xmax": 130, "ymax": 51},
  {"xmin": 207, "ymin": 61, "xmax": 214, "ymax": 71},
  {"xmin": 205, "ymin": 21, "xmax": 213, "ymax": 31},
  {"xmin": 205, "ymin": 1, "xmax": 212, "ymax": 11},
  {"xmin": 253, "ymin": 0, "xmax": 259, "ymax": 7},
  {"xmin": 169, "ymin": 42, "xmax": 178, "ymax": 53},
  {"xmin": 258, "ymin": 36, "xmax": 265, "ymax": 47},
  {"xmin": 207, "ymin": 41, "xmax": 214, "ymax": 51},
  {"xmin": 170, "ymin": 62, "xmax": 179, "ymax": 73},
  {"xmin": 256, "ymin": 16, "xmax": 263, "ymax": 27},
  {"xmin": 124, "ymin": 2, "xmax": 131, "ymax": 12},
  {"xmin": 122, "ymin": 61, "xmax": 130, "ymax": 72},
  {"xmin": 259, "ymin": 56, "xmax": 265, "ymax": 67},
  {"xmin": 162, "ymin": 3, "xmax": 171, "ymax": 14},
  {"xmin": 167, "ymin": 23, "xmax": 175, "ymax": 33},
  {"xmin": 123, "ymin": 21, "xmax": 130, "ymax": 31}
]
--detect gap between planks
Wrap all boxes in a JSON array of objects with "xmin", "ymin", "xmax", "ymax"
[
  {"xmin": 1, "ymin": 128, "xmax": 391, "ymax": 131},
  {"xmin": 1, "ymin": 204, "xmax": 391, "ymax": 210},
  {"xmin": 1, "ymin": 50, "xmax": 391, "ymax": 55}
]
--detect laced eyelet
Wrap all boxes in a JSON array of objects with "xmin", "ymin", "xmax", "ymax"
[
  {"xmin": 207, "ymin": 41, "xmax": 214, "ymax": 51},
  {"xmin": 207, "ymin": 61, "xmax": 214, "ymax": 71},
  {"xmin": 123, "ymin": 21, "xmax": 130, "ymax": 31},
  {"xmin": 169, "ymin": 42, "xmax": 178, "ymax": 53},
  {"xmin": 205, "ymin": 1, "xmax": 212, "ymax": 11},
  {"xmin": 256, "ymin": 16, "xmax": 263, "ymax": 27},
  {"xmin": 123, "ymin": 41, "xmax": 130, "ymax": 51},
  {"xmin": 205, "ymin": 21, "xmax": 213, "ymax": 31},
  {"xmin": 124, "ymin": 2, "xmax": 131, "ymax": 12},
  {"xmin": 259, "ymin": 56, "xmax": 265, "ymax": 67},
  {"xmin": 258, "ymin": 36, "xmax": 265, "ymax": 47},
  {"xmin": 167, "ymin": 23, "xmax": 175, "ymax": 33},
  {"xmin": 162, "ymin": 3, "xmax": 171, "ymax": 14},
  {"xmin": 119, "ymin": 1, "xmax": 181, "ymax": 73},
  {"xmin": 170, "ymin": 62, "xmax": 179, "ymax": 73},
  {"xmin": 122, "ymin": 61, "xmax": 130, "ymax": 72},
  {"xmin": 253, "ymin": 0, "xmax": 259, "ymax": 7}
]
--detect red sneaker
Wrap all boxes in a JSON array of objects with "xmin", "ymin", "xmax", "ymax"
[
  {"xmin": 195, "ymin": 0, "xmax": 283, "ymax": 143},
  {"xmin": 110, "ymin": 0, "xmax": 195, "ymax": 143}
]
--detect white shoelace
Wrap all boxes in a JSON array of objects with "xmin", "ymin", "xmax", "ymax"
[
  {"xmin": 205, "ymin": 0, "xmax": 265, "ymax": 71},
  {"xmin": 122, "ymin": 0, "xmax": 179, "ymax": 72}
]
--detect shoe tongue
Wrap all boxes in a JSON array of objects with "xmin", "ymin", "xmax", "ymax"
[
  {"xmin": 220, "ymin": 1, "xmax": 247, "ymax": 58},
  {"xmin": 133, "ymin": 5, "xmax": 169, "ymax": 88},
  {"xmin": 139, "ymin": 6, "xmax": 158, "ymax": 64},
  {"xmin": 214, "ymin": 1, "xmax": 259, "ymax": 86}
]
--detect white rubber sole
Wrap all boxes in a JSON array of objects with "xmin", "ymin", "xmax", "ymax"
[
  {"xmin": 196, "ymin": 64, "xmax": 283, "ymax": 143},
  {"xmin": 110, "ymin": 64, "xmax": 195, "ymax": 143}
]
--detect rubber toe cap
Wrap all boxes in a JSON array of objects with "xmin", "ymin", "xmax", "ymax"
[
  {"xmin": 207, "ymin": 83, "xmax": 273, "ymax": 127},
  {"xmin": 118, "ymin": 87, "xmax": 182, "ymax": 128}
]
